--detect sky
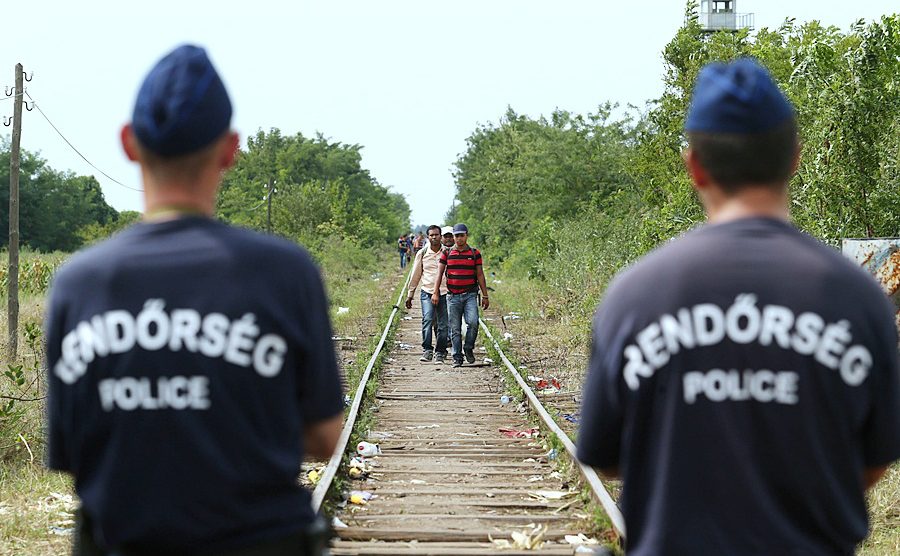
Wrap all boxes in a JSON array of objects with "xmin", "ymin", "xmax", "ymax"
[{"xmin": 2, "ymin": 1, "xmax": 898, "ymax": 228}]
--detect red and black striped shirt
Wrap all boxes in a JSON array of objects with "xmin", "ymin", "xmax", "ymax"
[{"xmin": 439, "ymin": 246, "xmax": 483, "ymax": 294}]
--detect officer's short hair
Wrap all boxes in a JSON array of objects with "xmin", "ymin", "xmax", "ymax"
[
  {"xmin": 686, "ymin": 118, "xmax": 798, "ymax": 193},
  {"xmin": 136, "ymin": 132, "xmax": 227, "ymax": 183}
]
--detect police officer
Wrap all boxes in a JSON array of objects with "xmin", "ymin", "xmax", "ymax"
[
  {"xmin": 45, "ymin": 45, "xmax": 343, "ymax": 555},
  {"xmin": 576, "ymin": 58, "xmax": 900, "ymax": 555}
]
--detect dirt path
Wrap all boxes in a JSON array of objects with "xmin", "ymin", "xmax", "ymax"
[{"xmin": 332, "ymin": 302, "xmax": 593, "ymax": 555}]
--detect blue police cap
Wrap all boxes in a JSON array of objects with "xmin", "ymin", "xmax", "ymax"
[
  {"xmin": 684, "ymin": 58, "xmax": 794, "ymax": 134},
  {"xmin": 132, "ymin": 45, "xmax": 232, "ymax": 157},
  {"xmin": 453, "ymin": 223, "xmax": 469, "ymax": 235}
]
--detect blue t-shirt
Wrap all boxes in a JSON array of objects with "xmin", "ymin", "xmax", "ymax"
[
  {"xmin": 45, "ymin": 216, "xmax": 344, "ymax": 552},
  {"xmin": 577, "ymin": 218, "xmax": 900, "ymax": 555}
]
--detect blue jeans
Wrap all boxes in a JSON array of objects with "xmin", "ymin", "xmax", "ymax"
[
  {"xmin": 421, "ymin": 290, "xmax": 448, "ymax": 354},
  {"xmin": 399, "ymin": 250, "xmax": 408, "ymax": 268},
  {"xmin": 448, "ymin": 291, "xmax": 479, "ymax": 361}
]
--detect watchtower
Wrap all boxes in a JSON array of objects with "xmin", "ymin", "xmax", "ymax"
[{"xmin": 698, "ymin": 0, "xmax": 754, "ymax": 32}]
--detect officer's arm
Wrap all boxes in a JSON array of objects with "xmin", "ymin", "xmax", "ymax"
[
  {"xmin": 598, "ymin": 467, "xmax": 619, "ymax": 479},
  {"xmin": 304, "ymin": 414, "xmax": 343, "ymax": 460},
  {"xmin": 864, "ymin": 465, "xmax": 890, "ymax": 490}
]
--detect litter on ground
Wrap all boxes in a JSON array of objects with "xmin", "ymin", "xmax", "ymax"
[
  {"xmin": 533, "ymin": 378, "xmax": 562, "ymax": 391},
  {"xmin": 307, "ymin": 466, "xmax": 324, "ymax": 485},
  {"xmin": 499, "ymin": 427, "xmax": 540, "ymax": 438},
  {"xmin": 565, "ymin": 533, "xmax": 600, "ymax": 545},
  {"xmin": 490, "ymin": 523, "xmax": 547, "ymax": 550},
  {"xmin": 528, "ymin": 490, "xmax": 576, "ymax": 501},
  {"xmin": 348, "ymin": 490, "xmax": 376, "ymax": 505},
  {"xmin": 356, "ymin": 441, "xmax": 381, "ymax": 457}
]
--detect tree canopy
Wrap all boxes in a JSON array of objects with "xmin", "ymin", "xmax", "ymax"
[
  {"xmin": 450, "ymin": 4, "xmax": 900, "ymax": 318},
  {"xmin": 217, "ymin": 129, "xmax": 410, "ymax": 254},
  {"xmin": 1, "ymin": 138, "xmax": 120, "ymax": 252}
]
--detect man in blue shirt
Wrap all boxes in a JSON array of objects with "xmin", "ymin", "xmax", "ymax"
[
  {"xmin": 45, "ymin": 45, "xmax": 343, "ymax": 555},
  {"xmin": 577, "ymin": 59, "xmax": 900, "ymax": 554}
]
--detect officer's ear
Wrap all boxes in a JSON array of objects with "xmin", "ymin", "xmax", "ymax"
[
  {"xmin": 121, "ymin": 124, "xmax": 140, "ymax": 163},
  {"xmin": 683, "ymin": 148, "xmax": 711, "ymax": 192},
  {"xmin": 218, "ymin": 132, "xmax": 240, "ymax": 171}
]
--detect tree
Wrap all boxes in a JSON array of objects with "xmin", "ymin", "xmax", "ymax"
[
  {"xmin": 217, "ymin": 129, "xmax": 411, "ymax": 252},
  {"xmin": 1, "ymin": 139, "xmax": 119, "ymax": 252}
]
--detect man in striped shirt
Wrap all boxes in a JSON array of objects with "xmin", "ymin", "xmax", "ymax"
[{"xmin": 433, "ymin": 223, "xmax": 490, "ymax": 367}]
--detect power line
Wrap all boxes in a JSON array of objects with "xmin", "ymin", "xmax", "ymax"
[
  {"xmin": 23, "ymin": 91, "xmax": 143, "ymax": 192},
  {"xmin": 0, "ymin": 91, "xmax": 25, "ymax": 102}
]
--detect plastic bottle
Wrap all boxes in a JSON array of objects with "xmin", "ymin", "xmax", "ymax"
[
  {"xmin": 500, "ymin": 395, "xmax": 511, "ymax": 405},
  {"xmin": 357, "ymin": 441, "xmax": 380, "ymax": 457}
]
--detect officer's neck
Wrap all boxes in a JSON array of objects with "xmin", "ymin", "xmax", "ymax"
[
  {"xmin": 141, "ymin": 175, "xmax": 218, "ymax": 221},
  {"xmin": 703, "ymin": 184, "xmax": 790, "ymax": 225}
]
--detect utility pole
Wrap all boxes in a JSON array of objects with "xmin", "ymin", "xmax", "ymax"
[
  {"xmin": 266, "ymin": 180, "xmax": 273, "ymax": 233},
  {"xmin": 7, "ymin": 63, "xmax": 23, "ymax": 359},
  {"xmin": 266, "ymin": 179, "xmax": 276, "ymax": 233}
]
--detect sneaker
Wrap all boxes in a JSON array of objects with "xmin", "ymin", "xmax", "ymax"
[
  {"xmin": 419, "ymin": 350, "xmax": 433, "ymax": 362},
  {"xmin": 464, "ymin": 348, "xmax": 475, "ymax": 364},
  {"xmin": 452, "ymin": 358, "xmax": 463, "ymax": 368},
  {"xmin": 434, "ymin": 353, "xmax": 446, "ymax": 364}
]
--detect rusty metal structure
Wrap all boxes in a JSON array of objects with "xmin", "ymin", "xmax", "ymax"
[{"xmin": 842, "ymin": 238, "xmax": 900, "ymax": 333}]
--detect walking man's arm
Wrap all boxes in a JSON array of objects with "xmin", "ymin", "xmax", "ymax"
[
  {"xmin": 476, "ymin": 263, "xmax": 489, "ymax": 310},
  {"xmin": 432, "ymin": 261, "xmax": 446, "ymax": 306},
  {"xmin": 406, "ymin": 249, "xmax": 425, "ymax": 309}
]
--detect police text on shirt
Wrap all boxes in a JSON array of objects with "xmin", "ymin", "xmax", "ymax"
[
  {"xmin": 53, "ymin": 299, "xmax": 288, "ymax": 387},
  {"xmin": 621, "ymin": 294, "xmax": 872, "ymax": 404}
]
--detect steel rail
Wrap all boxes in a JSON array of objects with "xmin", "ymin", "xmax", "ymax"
[
  {"xmin": 312, "ymin": 270, "xmax": 413, "ymax": 511},
  {"xmin": 479, "ymin": 318, "xmax": 627, "ymax": 539}
]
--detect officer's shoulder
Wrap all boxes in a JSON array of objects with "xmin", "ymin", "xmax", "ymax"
[{"xmin": 52, "ymin": 225, "xmax": 142, "ymax": 289}]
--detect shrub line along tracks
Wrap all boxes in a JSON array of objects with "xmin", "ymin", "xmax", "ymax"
[{"xmin": 314, "ymin": 274, "xmax": 624, "ymax": 554}]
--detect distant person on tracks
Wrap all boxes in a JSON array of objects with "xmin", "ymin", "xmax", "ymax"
[
  {"xmin": 44, "ymin": 44, "xmax": 343, "ymax": 556},
  {"xmin": 576, "ymin": 58, "xmax": 900, "ymax": 555},
  {"xmin": 406, "ymin": 225, "xmax": 450, "ymax": 364},
  {"xmin": 412, "ymin": 231, "xmax": 426, "ymax": 254},
  {"xmin": 398, "ymin": 233, "xmax": 410, "ymax": 269},
  {"xmin": 433, "ymin": 224, "xmax": 490, "ymax": 368}
]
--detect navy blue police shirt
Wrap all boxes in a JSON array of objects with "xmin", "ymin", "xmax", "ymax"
[
  {"xmin": 45, "ymin": 216, "xmax": 344, "ymax": 552},
  {"xmin": 576, "ymin": 217, "xmax": 900, "ymax": 555}
]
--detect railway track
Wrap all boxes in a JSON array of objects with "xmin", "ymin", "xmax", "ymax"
[{"xmin": 316, "ymin": 275, "xmax": 623, "ymax": 554}]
